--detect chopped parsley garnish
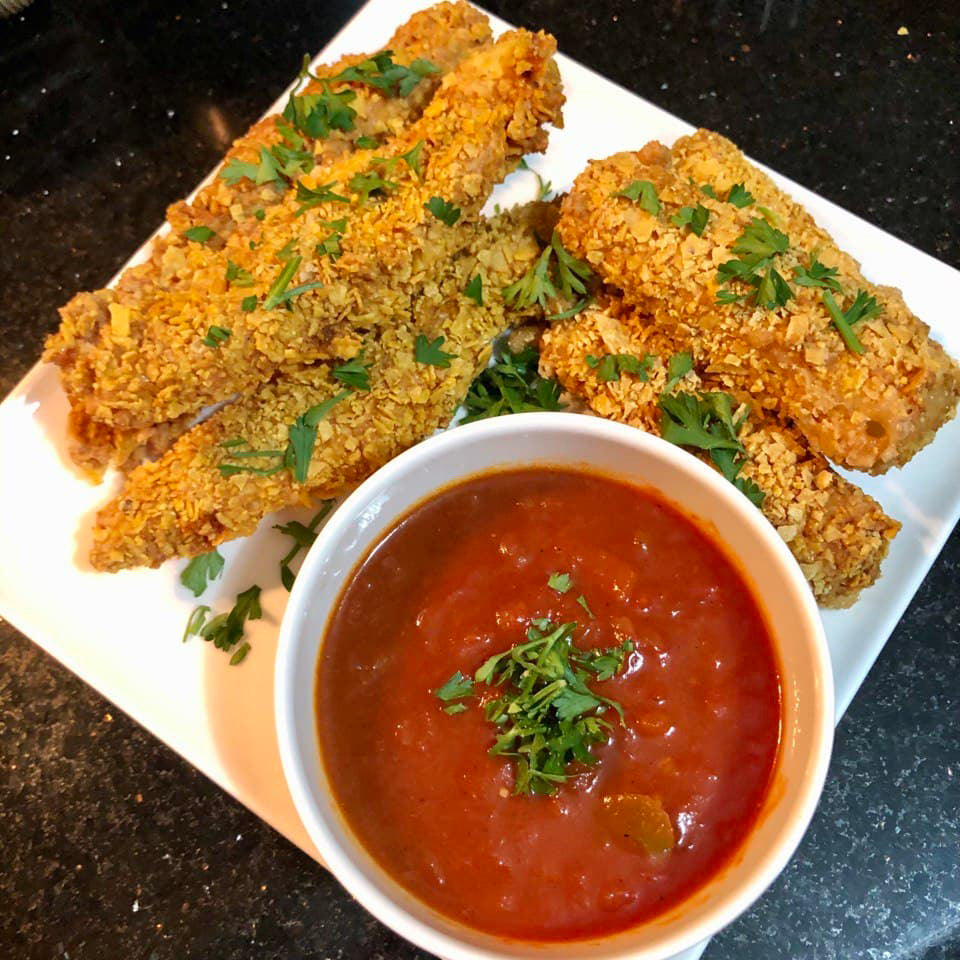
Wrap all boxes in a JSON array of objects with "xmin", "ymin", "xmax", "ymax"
[
  {"xmin": 502, "ymin": 232, "xmax": 593, "ymax": 310},
  {"xmin": 436, "ymin": 619, "xmax": 632, "ymax": 795},
  {"xmin": 349, "ymin": 169, "xmax": 397, "ymax": 204},
  {"xmin": 614, "ymin": 179, "xmax": 661, "ymax": 215},
  {"xmin": 586, "ymin": 352, "xmax": 654, "ymax": 383},
  {"xmin": 464, "ymin": 274, "xmax": 483, "ymax": 305},
  {"xmin": 397, "ymin": 140, "xmax": 424, "ymax": 180},
  {"xmin": 183, "ymin": 584, "xmax": 262, "ymax": 664},
  {"xmin": 262, "ymin": 255, "xmax": 323, "ymax": 310},
  {"xmin": 282, "ymin": 58, "xmax": 358, "ymax": 139},
  {"xmin": 315, "ymin": 218, "xmax": 347, "ymax": 261},
  {"xmin": 202, "ymin": 325, "xmax": 231, "ymax": 349},
  {"xmin": 253, "ymin": 208, "xmax": 265, "ymax": 221},
  {"xmin": 294, "ymin": 180, "xmax": 349, "ymax": 216},
  {"xmin": 659, "ymin": 391, "xmax": 765, "ymax": 506},
  {"xmin": 671, "ymin": 203, "xmax": 710, "ymax": 236},
  {"xmin": 225, "ymin": 260, "xmax": 255, "ymax": 287},
  {"xmin": 577, "ymin": 595, "xmax": 595, "ymax": 619},
  {"xmin": 462, "ymin": 343, "xmax": 565, "ymax": 422},
  {"xmin": 241, "ymin": 295, "xmax": 258, "ymax": 312},
  {"xmin": 355, "ymin": 135, "xmax": 378, "ymax": 149},
  {"xmin": 424, "ymin": 196, "xmax": 461, "ymax": 226},
  {"xmin": 548, "ymin": 572, "xmax": 572, "ymax": 594},
  {"xmin": 547, "ymin": 296, "xmax": 594, "ymax": 321},
  {"xmin": 332, "ymin": 348, "xmax": 372, "ymax": 390},
  {"xmin": 518, "ymin": 157, "xmax": 553, "ymax": 201},
  {"xmin": 183, "ymin": 225, "xmax": 216, "ymax": 244},
  {"xmin": 329, "ymin": 50, "xmax": 439, "ymax": 98},
  {"xmin": 822, "ymin": 289, "xmax": 882, "ymax": 354},
  {"xmin": 218, "ymin": 391, "xmax": 350, "ymax": 483},
  {"xmin": 180, "ymin": 549, "xmax": 225, "ymax": 597},
  {"xmin": 664, "ymin": 351, "xmax": 693, "ymax": 391},
  {"xmin": 726, "ymin": 183, "xmax": 755, "ymax": 208},
  {"xmin": 716, "ymin": 217, "xmax": 793, "ymax": 309},
  {"xmin": 275, "ymin": 238, "xmax": 298, "ymax": 262},
  {"xmin": 700, "ymin": 183, "xmax": 718, "ymax": 199},
  {"xmin": 285, "ymin": 390, "xmax": 352, "ymax": 483},
  {"xmin": 793, "ymin": 256, "xmax": 842, "ymax": 291},
  {"xmin": 274, "ymin": 501, "xmax": 334, "ymax": 591},
  {"xmin": 414, "ymin": 334, "xmax": 456, "ymax": 368}
]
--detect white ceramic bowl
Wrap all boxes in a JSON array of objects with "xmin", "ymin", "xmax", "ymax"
[{"xmin": 275, "ymin": 412, "xmax": 834, "ymax": 960}]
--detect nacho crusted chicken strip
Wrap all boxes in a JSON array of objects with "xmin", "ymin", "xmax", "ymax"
[
  {"xmin": 46, "ymin": 1, "xmax": 492, "ymax": 477},
  {"xmin": 47, "ymin": 29, "xmax": 564, "ymax": 442},
  {"xmin": 539, "ymin": 298, "xmax": 900, "ymax": 607},
  {"xmin": 89, "ymin": 204, "xmax": 553, "ymax": 572},
  {"xmin": 557, "ymin": 140, "xmax": 960, "ymax": 474}
]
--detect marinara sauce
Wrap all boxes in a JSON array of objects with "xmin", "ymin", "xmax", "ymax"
[{"xmin": 318, "ymin": 468, "xmax": 781, "ymax": 941}]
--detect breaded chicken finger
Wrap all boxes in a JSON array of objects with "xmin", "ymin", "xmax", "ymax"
[
  {"xmin": 558, "ymin": 142, "xmax": 960, "ymax": 473},
  {"xmin": 89, "ymin": 204, "xmax": 552, "ymax": 571},
  {"xmin": 51, "ymin": 29, "xmax": 564, "ymax": 440},
  {"xmin": 46, "ymin": 1, "xmax": 492, "ymax": 477},
  {"xmin": 539, "ymin": 297, "xmax": 900, "ymax": 607}
]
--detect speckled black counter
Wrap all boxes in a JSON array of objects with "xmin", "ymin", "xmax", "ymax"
[{"xmin": 1, "ymin": 1, "xmax": 958, "ymax": 958}]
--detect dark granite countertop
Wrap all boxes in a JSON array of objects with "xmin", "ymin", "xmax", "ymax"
[{"xmin": 1, "ymin": 1, "xmax": 958, "ymax": 958}]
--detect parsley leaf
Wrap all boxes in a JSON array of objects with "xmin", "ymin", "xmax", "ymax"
[
  {"xmin": 452, "ymin": 620, "xmax": 631, "ymax": 796},
  {"xmin": 822, "ymin": 289, "xmax": 882, "ymax": 354},
  {"xmin": 659, "ymin": 391, "xmax": 765, "ymax": 506},
  {"xmin": 332, "ymin": 348, "xmax": 372, "ymax": 391},
  {"xmin": 586, "ymin": 352, "xmax": 654, "ymax": 383},
  {"xmin": 330, "ymin": 50, "xmax": 439, "ymax": 98},
  {"xmin": 349, "ymin": 169, "xmax": 397, "ymax": 204},
  {"xmin": 502, "ymin": 246, "xmax": 555, "ymax": 309},
  {"xmin": 263, "ymin": 255, "xmax": 323, "ymax": 310},
  {"xmin": 464, "ymin": 274, "xmax": 483, "ymax": 306},
  {"xmin": 518, "ymin": 157, "xmax": 553, "ymax": 200},
  {"xmin": 424, "ymin": 196, "xmax": 461, "ymax": 226},
  {"xmin": 731, "ymin": 217, "xmax": 789, "ymax": 260},
  {"xmin": 548, "ymin": 572, "xmax": 572, "ymax": 593},
  {"xmin": 793, "ymin": 257, "xmax": 842, "ymax": 291},
  {"xmin": 315, "ymin": 218, "xmax": 347, "ymax": 260},
  {"xmin": 225, "ymin": 260, "xmax": 255, "ymax": 287},
  {"xmin": 716, "ymin": 218, "xmax": 793, "ymax": 309},
  {"xmin": 577, "ymin": 594, "xmax": 595, "ymax": 619},
  {"xmin": 700, "ymin": 183, "xmax": 718, "ymax": 199},
  {"xmin": 671, "ymin": 203, "xmax": 710, "ymax": 236},
  {"xmin": 355, "ymin": 135, "xmax": 378, "ymax": 149},
  {"xmin": 294, "ymin": 180, "xmax": 349, "ymax": 216},
  {"xmin": 184, "ymin": 584, "xmax": 262, "ymax": 663},
  {"xmin": 503, "ymin": 232, "xmax": 594, "ymax": 311},
  {"xmin": 183, "ymin": 225, "xmax": 216, "ymax": 244},
  {"xmin": 241, "ymin": 295, "xmax": 258, "ymax": 312},
  {"xmin": 274, "ymin": 501, "xmax": 334, "ymax": 591},
  {"xmin": 285, "ymin": 390, "xmax": 352, "ymax": 483},
  {"xmin": 665, "ymin": 352, "xmax": 693, "ymax": 391},
  {"xmin": 435, "ymin": 670, "xmax": 474, "ymax": 703},
  {"xmin": 180, "ymin": 549, "xmax": 225, "ymax": 597},
  {"xmin": 462, "ymin": 343, "xmax": 565, "ymax": 422},
  {"xmin": 202, "ymin": 325, "xmax": 231, "ymax": 349},
  {"xmin": 414, "ymin": 334, "xmax": 456, "ymax": 368},
  {"xmin": 551, "ymin": 232, "xmax": 593, "ymax": 300},
  {"xmin": 614, "ymin": 179, "xmax": 661, "ymax": 215},
  {"xmin": 726, "ymin": 183, "xmax": 755, "ymax": 208}
]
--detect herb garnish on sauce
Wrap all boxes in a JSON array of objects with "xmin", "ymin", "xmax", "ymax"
[{"xmin": 436, "ymin": 618, "xmax": 632, "ymax": 796}]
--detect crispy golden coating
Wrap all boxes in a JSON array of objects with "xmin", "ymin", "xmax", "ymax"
[
  {"xmin": 539, "ymin": 296, "xmax": 901, "ymax": 607},
  {"xmin": 45, "ymin": 1, "xmax": 492, "ymax": 476},
  {"xmin": 48, "ymin": 29, "xmax": 563, "ymax": 442},
  {"xmin": 557, "ymin": 137, "xmax": 960, "ymax": 474},
  {"xmin": 89, "ymin": 204, "xmax": 551, "ymax": 572}
]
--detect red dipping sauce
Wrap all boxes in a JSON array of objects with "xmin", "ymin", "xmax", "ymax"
[{"xmin": 317, "ymin": 468, "xmax": 782, "ymax": 942}]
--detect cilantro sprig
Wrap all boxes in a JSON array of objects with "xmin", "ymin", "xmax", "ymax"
[
  {"xmin": 424, "ymin": 196, "xmax": 461, "ymax": 226},
  {"xmin": 716, "ymin": 217, "xmax": 793, "ymax": 309},
  {"xmin": 274, "ymin": 501, "xmax": 334, "ymax": 591},
  {"xmin": 659, "ymin": 391, "xmax": 765, "ymax": 506},
  {"xmin": 180, "ymin": 549, "xmax": 225, "ymax": 597},
  {"xmin": 614, "ymin": 179, "xmax": 660, "ymax": 215},
  {"xmin": 462, "ymin": 343, "xmax": 565, "ymax": 422},
  {"xmin": 436, "ymin": 619, "xmax": 632, "ymax": 796}
]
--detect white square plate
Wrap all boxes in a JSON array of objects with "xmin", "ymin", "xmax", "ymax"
[{"xmin": 2, "ymin": 2, "xmax": 958, "ymax": 958}]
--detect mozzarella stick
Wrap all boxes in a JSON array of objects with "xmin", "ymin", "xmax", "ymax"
[
  {"xmin": 539, "ymin": 297, "xmax": 900, "ymax": 607},
  {"xmin": 557, "ymin": 140, "xmax": 960, "ymax": 473}
]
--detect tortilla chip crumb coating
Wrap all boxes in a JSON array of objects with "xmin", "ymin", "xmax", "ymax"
[
  {"xmin": 540, "ymin": 297, "xmax": 901, "ymax": 608},
  {"xmin": 557, "ymin": 135, "xmax": 960, "ymax": 474},
  {"xmin": 89, "ymin": 203, "xmax": 553, "ymax": 572},
  {"xmin": 47, "ymin": 26, "xmax": 564, "ymax": 444}
]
